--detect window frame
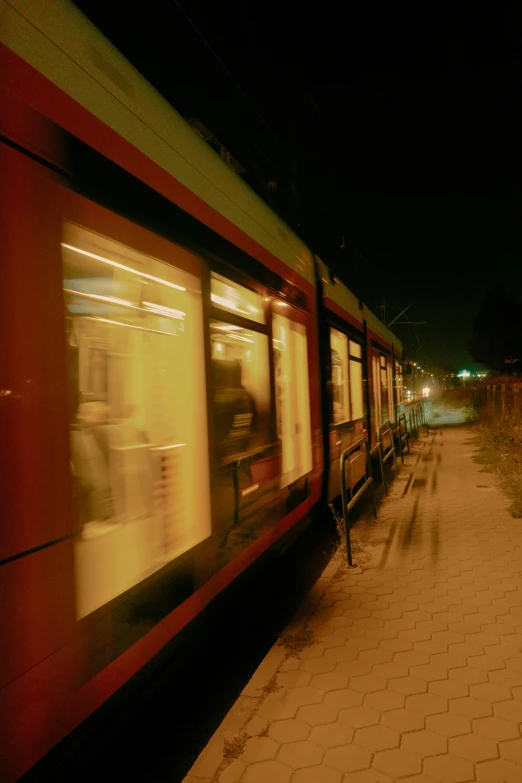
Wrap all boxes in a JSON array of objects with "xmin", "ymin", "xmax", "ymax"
[{"xmin": 328, "ymin": 322, "xmax": 366, "ymax": 428}]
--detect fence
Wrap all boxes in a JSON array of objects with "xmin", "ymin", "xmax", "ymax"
[{"xmin": 339, "ymin": 399, "xmax": 432, "ymax": 567}]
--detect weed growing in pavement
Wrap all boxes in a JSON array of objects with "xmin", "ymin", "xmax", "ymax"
[
  {"xmin": 223, "ymin": 731, "xmax": 248, "ymax": 761},
  {"xmin": 261, "ymin": 675, "xmax": 281, "ymax": 697},
  {"xmin": 278, "ymin": 629, "xmax": 315, "ymax": 657}
]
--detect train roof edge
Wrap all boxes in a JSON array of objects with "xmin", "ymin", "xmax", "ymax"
[{"xmin": 2, "ymin": 0, "xmax": 402, "ymax": 355}]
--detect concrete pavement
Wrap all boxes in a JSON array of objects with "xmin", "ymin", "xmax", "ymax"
[{"xmin": 184, "ymin": 421, "xmax": 522, "ymax": 782}]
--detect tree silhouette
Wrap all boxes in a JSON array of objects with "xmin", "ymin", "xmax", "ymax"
[{"xmin": 468, "ymin": 286, "xmax": 522, "ymax": 373}]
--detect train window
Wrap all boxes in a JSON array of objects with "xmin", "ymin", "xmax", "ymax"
[
  {"xmin": 349, "ymin": 341, "xmax": 364, "ymax": 420},
  {"xmin": 387, "ymin": 360, "xmax": 395, "ymax": 421},
  {"xmin": 210, "ymin": 321, "xmax": 271, "ymax": 462},
  {"xmin": 396, "ymin": 361, "xmax": 404, "ymax": 406},
  {"xmin": 330, "ymin": 328, "xmax": 350, "ymax": 423},
  {"xmin": 210, "ymin": 272, "xmax": 265, "ymax": 324},
  {"xmin": 372, "ymin": 354, "xmax": 382, "ymax": 431},
  {"xmin": 62, "ymin": 224, "xmax": 211, "ymax": 618},
  {"xmin": 273, "ymin": 312, "xmax": 313, "ymax": 488},
  {"xmin": 380, "ymin": 353, "xmax": 390, "ymax": 422}
]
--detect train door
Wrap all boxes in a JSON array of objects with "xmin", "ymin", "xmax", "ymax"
[
  {"xmin": 372, "ymin": 353, "xmax": 382, "ymax": 437},
  {"xmin": 272, "ymin": 301, "xmax": 313, "ymax": 489}
]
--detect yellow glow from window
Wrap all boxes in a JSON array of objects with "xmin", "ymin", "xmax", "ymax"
[
  {"xmin": 85, "ymin": 316, "xmax": 176, "ymax": 337},
  {"xmin": 64, "ymin": 288, "xmax": 186, "ymax": 320},
  {"xmin": 62, "ymin": 244, "xmax": 186, "ymax": 291},
  {"xmin": 142, "ymin": 301, "xmax": 185, "ymax": 319},
  {"xmin": 210, "ymin": 292, "xmax": 251, "ymax": 316},
  {"xmin": 211, "ymin": 323, "xmax": 243, "ymax": 332}
]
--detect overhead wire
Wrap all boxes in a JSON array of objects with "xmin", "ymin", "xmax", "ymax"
[{"xmin": 174, "ymin": 0, "xmax": 431, "ymax": 358}]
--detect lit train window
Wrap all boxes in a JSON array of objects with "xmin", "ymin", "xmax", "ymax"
[
  {"xmin": 396, "ymin": 361, "xmax": 404, "ymax": 406},
  {"xmin": 380, "ymin": 353, "xmax": 390, "ymax": 423},
  {"xmin": 62, "ymin": 224, "xmax": 211, "ymax": 618},
  {"xmin": 349, "ymin": 340, "xmax": 364, "ymax": 420},
  {"xmin": 210, "ymin": 321, "xmax": 271, "ymax": 462},
  {"xmin": 330, "ymin": 328, "xmax": 349, "ymax": 423},
  {"xmin": 273, "ymin": 312, "xmax": 312, "ymax": 488},
  {"xmin": 210, "ymin": 272, "xmax": 265, "ymax": 324}
]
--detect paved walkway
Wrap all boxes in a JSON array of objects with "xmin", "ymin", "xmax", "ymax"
[{"xmin": 184, "ymin": 422, "xmax": 522, "ymax": 783}]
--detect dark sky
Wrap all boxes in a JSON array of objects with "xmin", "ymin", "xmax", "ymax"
[{"xmin": 74, "ymin": 1, "xmax": 522, "ymax": 372}]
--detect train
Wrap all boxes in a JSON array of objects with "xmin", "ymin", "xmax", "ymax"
[{"xmin": 0, "ymin": 2, "xmax": 404, "ymax": 779}]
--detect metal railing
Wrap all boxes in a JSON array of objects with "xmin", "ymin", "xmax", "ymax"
[
  {"xmin": 340, "ymin": 437, "xmax": 376, "ymax": 567},
  {"xmin": 373, "ymin": 421, "xmax": 398, "ymax": 494},
  {"xmin": 395, "ymin": 412, "xmax": 410, "ymax": 463}
]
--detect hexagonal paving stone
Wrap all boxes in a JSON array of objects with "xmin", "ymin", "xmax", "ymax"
[
  {"xmin": 400, "ymin": 776, "xmax": 442, "ymax": 783},
  {"xmin": 424, "ymin": 716, "xmax": 471, "ymax": 742},
  {"xmin": 323, "ymin": 744, "xmax": 371, "ymax": 772},
  {"xmin": 338, "ymin": 705, "xmax": 380, "ymax": 729},
  {"xmin": 242, "ymin": 760, "xmax": 293, "ymax": 783},
  {"xmin": 401, "ymin": 729, "xmax": 447, "ymax": 757},
  {"xmin": 476, "ymin": 758, "xmax": 522, "ymax": 782},
  {"xmin": 388, "ymin": 676, "xmax": 427, "ymax": 695},
  {"xmin": 285, "ymin": 686, "xmax": 325, "ymax": 706},
  {"xmin": 277, "ymin": 670, "xmax": 312, "ymax": 688},
  {"xmin": 381, "ymin": 708, "xmax": 425, "ymax": 732},
  {"xmin": 343, "ymin": 770, "xmax": 393, "ymax": 782},
  {"xmin": 324, "ymin": 689, "xmax": 363, "ymax": 710},
  {"xmin": 499, "ymin": 737, "xmax": 522, "ymax": 764},
  {"xmin": 259, "ymin": 700, "xmax": 298, "ymax": 721},
  {"xmin": 353, "ymin": 725, "xmax": 399, "ymax": 751},
  {"xmin": 423, "ymin": 753, "xmax": 475, "ymax": 783},
  {"xmin": 428, "ymin": 680, "xmax": 469, "ymax": 700},
  {"xmin": 292, "ymin": 765, "xmax": 342, "ymax": 783},
  {"xmin": 405, "ymin": 693, "xmax": 448, "ymax": 716},
  {"xmin": 350, "ymin": 675, "xmax": 388, "ymax": 694},
  {"xmin": 241, "ymin": 737, "xmax": 279, "ymax": 763},
  {"xmin": 269, "ymin": 719, "xmax": 310, "ymax": 743},
  {"xmin": 297, "ymin": 703, "xmax": 339, "ymax": 726},
  {"xmin": 473, "ymin": 715, "xmax": 520, "ymax": 741},
  {"xmin": 371, "ymin": 661, "xmax": 409, "ymax": 680},
  {"xmin": 335, "ymin": 660, "xmax": 372, "ymax": 677},
  {"xmin": 467, "ymin": 654, "xmax": 505, "ymax": 672},
  {"xmin": 219, "ymin": 758, "xmax": 245, "ymax": 783},
  {"xmin": 363, "ymin": 689, "xmax": 405, "ymax": 712},
  {"xmin": 410, "ymin": 664, "xmax": 449, "ymax": 682},
  {"xmin": 489, "ymin": 668, "xmax": 522, "ymax": 688},
  {"xmin": 360, "ymin": 649, "xmax": 394, "ymax": 666},
  {"xmin": 309, "ymin": 722, "xmax": 354, "ymax": 750},
  {"xmin": 379, "ymin": 639, "xmax": 412, "ymax": 653},
  {"xmin": 429, "ymin": 652, "xmax": 468, "ymax": 670},
  {"xmin": 277, "ymin": 740, "xmax": 324, "ymax": 769},
  {"xmin": 449, "ymin": 666, "xmax": 488, "ymax": 685},
  {"xmin": 449, "ymin": 733, "xmax": 498, "ymax": 762},
  {"xmin": 495, "ymin": 698, "xmax": 522, "ymax": 722},
  {"xmin": 300, "ymin": 657, "xmax": 337, "ymax": 674},
  {"xmin": 469, "ymin": 681, "xmax": 512, "ymax": 702},
  {"xmin": 393, "ymin": 650, "xmax": 430, "ymax": 667},
  {"xmin": 414, "ymin": 640, "xmax": 450, "ymax": 655},
  {"xmin": 309, "ymin": 672, "xmax": 348, "ymax": 691},
  {"xmin": 372, "ymin": 748, "xmax": 422, "ymax": 777}
]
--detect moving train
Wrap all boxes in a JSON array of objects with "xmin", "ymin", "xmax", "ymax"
[{"xmin": 0, "ymin": 2, "xmax": 403, "ymax": 778}]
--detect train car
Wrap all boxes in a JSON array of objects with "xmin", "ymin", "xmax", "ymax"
[
  {"xmin": 0, "ymin": 2, "xmax": 401, "ymax": 779},
  {"xmin": 316, "ymin": 260, "xmax": 403, "ymax": 501}
]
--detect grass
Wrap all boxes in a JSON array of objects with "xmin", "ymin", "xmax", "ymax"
[{"xmin": 471, "ymin": 396, "xmax": 522, "ymax": 517}]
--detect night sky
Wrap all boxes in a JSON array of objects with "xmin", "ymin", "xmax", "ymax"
[{"xmin": 75, "ymin": 1, "xmax": 522, "ymax": 372}]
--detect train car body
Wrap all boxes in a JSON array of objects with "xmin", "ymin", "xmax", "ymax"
[{"xmin": 0, "ymin": 2, "xmax": 401, "ymax": 779}]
